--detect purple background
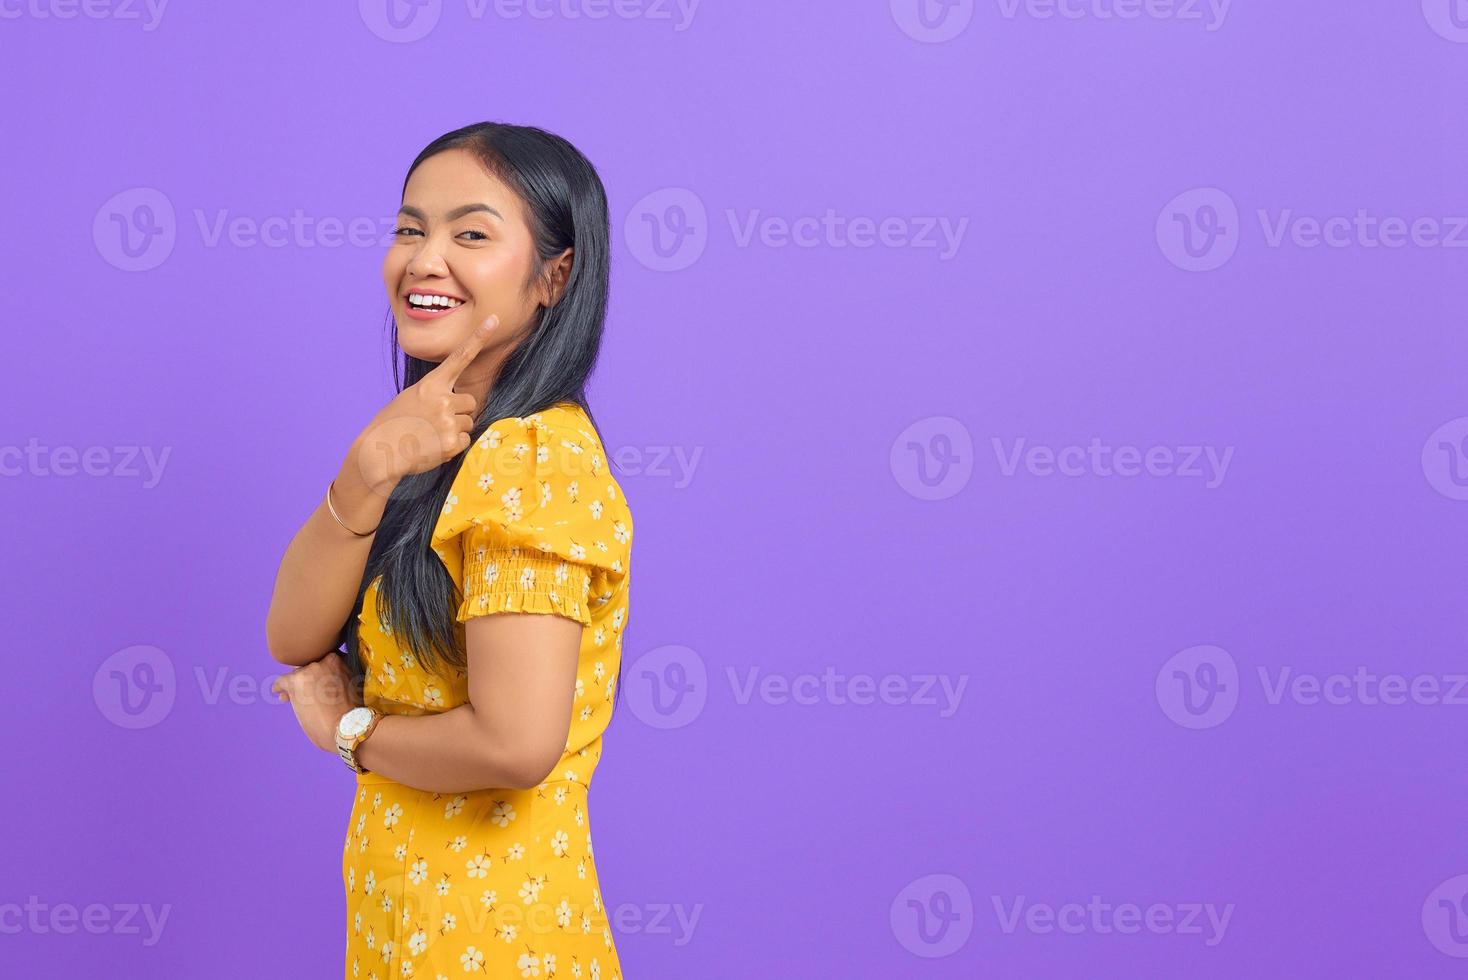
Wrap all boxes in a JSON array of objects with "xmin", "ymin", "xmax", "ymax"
[{"xmin": 6, "ymin": 0, "xmax": 1468, "ymax": 976}]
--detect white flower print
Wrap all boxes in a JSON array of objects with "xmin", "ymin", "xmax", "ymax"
[
  {"xmin": 612, "ymin": 520, "xmax": 628, "ymax": 544},
  {"xmin": 401, "ymin": 960, "xmax": 415, "ymax": 977},
  {"xmin": 556, "ymin": 899, "xmax": 573, "ymax": 928},
  {"xmin": 348, "ymin": 867, "xmax": 356, "ymax": 891},
  {"xmin": 577, "ymin": 859, "xmax": 586, "ymax": 880},
  {"xmin": 394, "ymin": 843, "xmax": 408, "ymax": 862},
  {"xmin": 477, "ymin": 472, "xmax": 494, "ymax": 492},
  {"xmin": 409, "ymin": 930, "xmax": 429, "ymax": 956},
  {"xmin": 567, "ymin": 480, "xmax": 579, "ymax": 502},
  {"xmin": 544, "ymin": 953, "xmax": 557, "ymax": 975},
  {"xmin": 500, "ymin": 924, "xmax": 518, "ymax": 943},
  {"xmin": 479, "ymin": 890, "xmax": 497, "ymax": 910},
  {"xmin": 517, "ymin": 952, "xmax": 541, "ymax": 977},
  {"xmin": 460, "ymin": 946, "xmax": 485, "ymax": 970},
  {"xmin": 554, "ymin": 785, "xmax": 568, "ymax": 806},
  {"xmin": 518, "ymin": 565, "xmax": 536, "ymax": 591},
  {"xmin": 568, "ymin": 543, "xmax": 587, "ymax": 561},
  {"xmin": 590, "ymin": 959, "xmax": 602, "ymax": 980},
  {"xmin": 502, "ymin": 487, "xmax": 524, "ymax": 524},
  {"xmin": 441, "ymin": 493, "xmax": 459, "ymax": 516},
  {"xmin": 519, "ymin": 875, "xmax": 545, "ymax": 904},
  {"xmin": 550, "ymin": 831, "xmax": 569, "ymax": 857},
  {"xmin": 573, "ymin": 678, "xmax": 584, "ymax": 699},
  {"xmin": 592, "ymin": 661, "xmax": 605, "ymax": 682},
  {"xmin": 490, "ymin": 801, "xmax": 517, "ymax": 827},
  {"xmin": 364, "ymin": 870, "xmax": 377, "ymax": 895},
  {"xmin": 449, "ymin": 835, "xmax": 468, "ymax": 853},
  {"xmin": 435, "ymin": 876, "xmax": 451, "ymax": 896},
  {"xmin": 384, "ymin": 803, "xmax": 403, "ymax": 829},
  {"xmin": 444, "ymin": 796, "xmax": 466, "ymax": 819},
  {"xmin": 540, "ymin": 480, "xmax": 553, "ymax": 507},
  {"xmin": 506, "ymin": 843, "xmax": 525, "ymax": 861},
  {"xmin": 424, "ymin": 685, "xmax": 444, "ymax": 707},
  {"xmin": 466, "ymin": 853, "xmax": 491, "ymax": 878},
  {"xmin": 589, "ymin": 500, "xmax": 603, "ymax": 519},
  {"xmin": 441, "ymin": 911, "xmax": 457, "ymax": 933},
  {"xmin": 409, "ymin": 859, "xmax": 429, "ymax": 885}
]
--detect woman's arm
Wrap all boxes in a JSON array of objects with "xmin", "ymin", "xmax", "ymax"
[
  {"xmin": 273, "ymin": 611, "xmax": 581, "ymax": 794},
  {"xmin": 264, "ymin": 440, "xmax": 393, "ymax": 667},
  {"xmin": 265, "ymin": 317, "xmax": 499, "ymax": 667}
]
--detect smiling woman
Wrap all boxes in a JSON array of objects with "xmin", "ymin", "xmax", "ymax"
[{"xmin": 264, "ymin": 122, "xmax": 630, "ymax": 980}]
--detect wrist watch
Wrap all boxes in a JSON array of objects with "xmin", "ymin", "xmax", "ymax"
[{"xmin": 335, "ymin": 706, "xmax": 383, "ymax": 774}]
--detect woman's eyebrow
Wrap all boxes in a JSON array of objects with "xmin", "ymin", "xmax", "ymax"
[{"xmin": 397, "ymin": 203, "xmax": 504, "ymax": 222}]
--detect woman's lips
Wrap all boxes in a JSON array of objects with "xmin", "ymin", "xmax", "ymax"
[{"xmin": 402, "ymin": 300, "xmax": 465, "ymax": 321}]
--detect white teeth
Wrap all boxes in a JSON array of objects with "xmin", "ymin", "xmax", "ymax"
[{"xmin": 407, "ymin": 293, "xmax": 464, "ymax": 309}]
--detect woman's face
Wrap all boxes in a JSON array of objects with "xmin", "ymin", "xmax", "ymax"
[{"xmin": 384, "ymin": 148, "xmax": 566, "ymax": 393}]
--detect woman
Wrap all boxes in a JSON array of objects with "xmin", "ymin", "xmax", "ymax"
[{"xmin": 266, "ymin": 121, "xmax": 632, "ymax": 980}]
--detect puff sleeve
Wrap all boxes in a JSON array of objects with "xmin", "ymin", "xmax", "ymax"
[{"xmin": 432, "ymin": 409, "xmax": 631, "ymax": 628}]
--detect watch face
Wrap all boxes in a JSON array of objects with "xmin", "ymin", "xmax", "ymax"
[{"xmin": 338, "ymin": 707, "xmax": 373, "ymax": 738}]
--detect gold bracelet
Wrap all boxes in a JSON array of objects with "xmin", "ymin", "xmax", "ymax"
[{"xmin": 326, "ymin": 479, "xmax": 379, "ymax": 537}]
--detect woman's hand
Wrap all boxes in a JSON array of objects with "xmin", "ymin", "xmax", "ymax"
[
  {"xmin": 271, "ymin": 652, "xmax": 363, "ymax": 754},
  {"xmin": 352, "ymin": 314, "xmax": 501, "ymax": 492}
]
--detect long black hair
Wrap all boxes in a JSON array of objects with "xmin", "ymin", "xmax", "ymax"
[{"xmin": 339, "ymin": 121, "xmax": 617, "ymax": 693}]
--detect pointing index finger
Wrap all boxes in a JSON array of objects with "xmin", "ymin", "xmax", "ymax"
[{"xmin": 430, "ymin": 314, "xmax": 500, "ymax": 386}]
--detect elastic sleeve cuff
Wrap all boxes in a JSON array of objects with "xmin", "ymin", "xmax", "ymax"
[{"xmin": 457, "ymin": 548, "xmax": 594, "ymax": 628}]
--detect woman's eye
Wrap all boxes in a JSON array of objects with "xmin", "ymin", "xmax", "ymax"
[
  {"xmin": 459, "ymin": 230, "xmax": 488, "ymax": 241},
  {"xmin": 394, "ymin": 227, "xmax": 422, "ymax": 237}
]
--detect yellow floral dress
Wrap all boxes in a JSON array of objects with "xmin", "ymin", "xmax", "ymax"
[{"xmin": 341, "ymin": 401, "xmax": 632, "ymax": 980}]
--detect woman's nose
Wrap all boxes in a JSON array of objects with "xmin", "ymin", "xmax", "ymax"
[{"xmin": 405, "ymin": 238, "xmax": 448, "ymax": 277}]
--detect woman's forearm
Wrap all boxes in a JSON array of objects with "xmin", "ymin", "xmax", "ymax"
[
  {"xmin": 353, "ymin": 705, "xmax": 548, "ymax": 794},
  {"xmin": 266, "ymin": 440, "xmax": 395, "ymax": 666}
]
